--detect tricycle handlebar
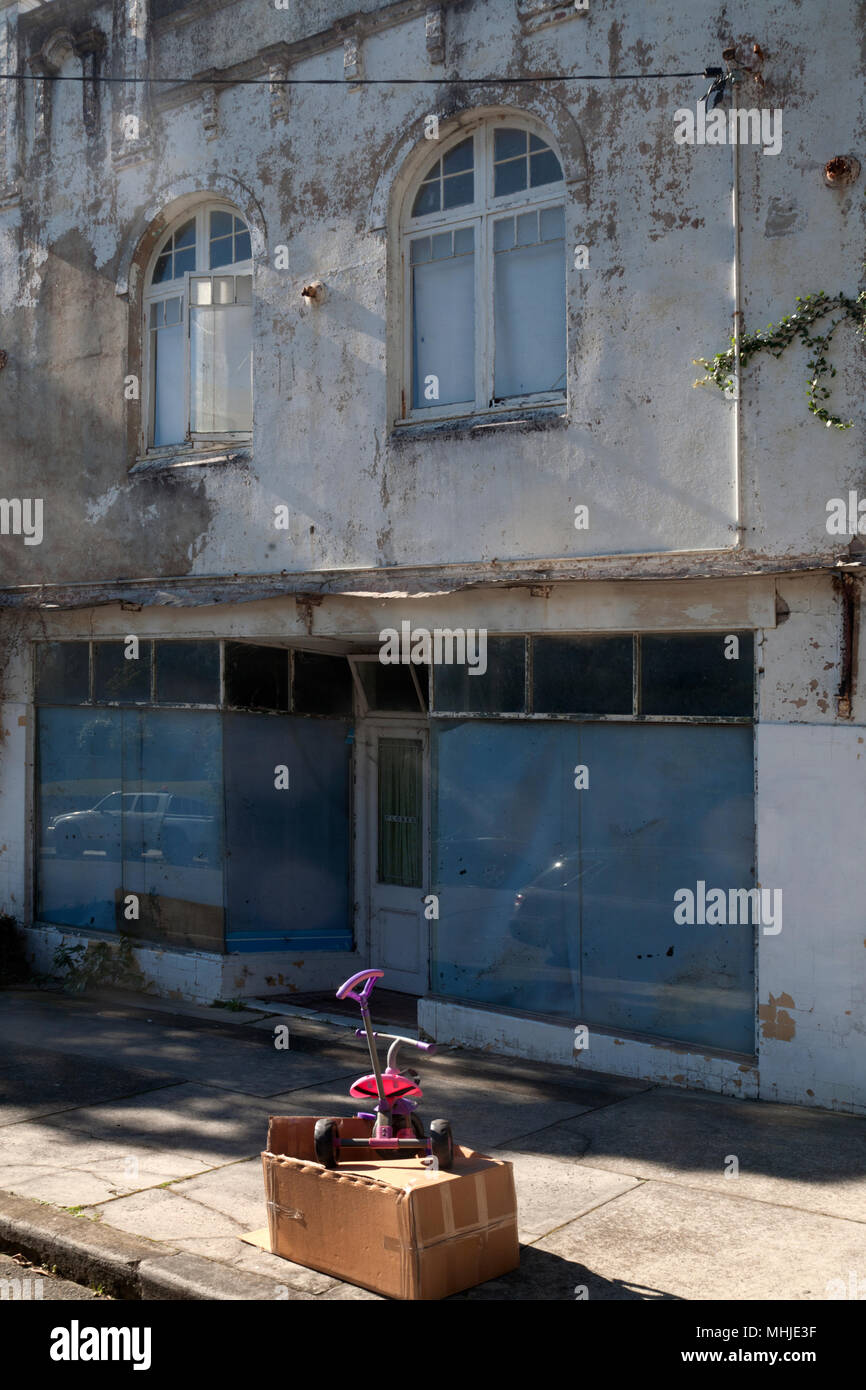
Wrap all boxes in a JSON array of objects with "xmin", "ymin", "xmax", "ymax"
[{"xmin": 337, "ymin": 968, "xmax": 384, "ymax": 1004}]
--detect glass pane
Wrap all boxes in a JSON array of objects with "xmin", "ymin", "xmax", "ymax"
[
  {"xmin": 453, "ymin": 226, "xmax": 474, "ymax": 255},
  {"xmin": 494, "ymin": 158, "xmax": 527, "ymax": 198},
  {"xmin": 410, "ymin": 236, "xmax": 431, "ymax": 264},
  {"xmin": 152, "ymin": 321, "xmax": 185, "ymax": 446},
  {"xmin": 93, "ymin": 641, "xmax": 153, "ymax": 704},
  {"xmin": 442, "ymin": 170, "xmax": 473, "ymax": 208},
  {"xmin": 412, "ymin": 180, "xmax": 440, "ymax": 218},
  {"xmin": 224, "ymin": 713, "xmax": 352, "ymax": 950},
  {"xmin": 175, "ymin": 218, "xmax": 196, "ymax": 248},
  {"xmin": 123, "ymin": 710, "xmax": 224, "ymax": 951},
  {"xmin": 443, "ymin": 137, "xmax": 473, "ymax": 174},
  {"xmin": 530, "ymin": 148, "xmax": 563, "ymax": 186},
  {"xmin": 155, "ymin": 641, "xmax": 220, "ymax": 704},
  {"xmin": 412, "ymin": 234, "xmax": 475, "ymax": 408},
  {"xmin": 152, "ymin": 252, "xmax": 172, "ymax": 284},
  {"xmin": 378, "ymin": 739, "xmax": 422, "ymax": 887},
  {"xmin": 190, "ymin": 302, "xmax": 253, "ymax": 432},
  {"xmin": 540, "ymin": 205, "xmax": 565, "ymax": 241},
  {"xmin": 431, "ymin": 232, "xmax": 452, "ymax": 260},
  {"xmin": 191, "ymin": 278, "xmax": 212, "ymax": 305},
  {"xmin": 358, "ymin": 663, "xmax": 424, "ymax": 712},
  {"xmin": 516, "ymin": 211, "xmax": 537, "ymax": 246},
  {"xmin": 431, "ymin": 719, "xmax": 756, "ymax": 1050},
  {"xmin": 494, "ymin": 238, "xmax": 566, "ymax": 398},
  {"xmin": 36, "ymin": 643, "xmax": 90, "ymax": 703},
  {"xmin": 493, "ymin": 217, "xmax": 515, "ymax": 252},
  {"xmin": 532, "ymin": 636, "xmax": 633, "ymax": 714},
  {"xmin": 225, "ymin": 642, "xmax": 288, "ymax": 711},
  {"xmin": 164, "ymin": 295, "xmax": 181, "ymax": 326},
  {"xmin": 529, "ymin": 133, "xmax": 548, "ymax": 152},
  {"xmin": 235, "ymin": 274, "xmax": 252, "ymax": 304},
  {"xmin": 37, "ymin": 708, "xmax": 122, "ymax": 931},
  {"xmin": 432, "ymin": 636, "xmax": 525, "ymax": 713},
  {"xmin": 292, "ymin": 651, "xmax": 354, "ymax": 716},
  {"xmin": 209, "ymin": 237, "xmax": 234, "ymax": 269},
  {"xmin": 495, "ymin": 128, "xmax": 527, "ymax": 160},
  {"xmin": 213, "ymin": 276, "xmax": 234, "ymax": 305},
  {"xmin": 174, "ymin": 246, "xmax": 196, "ymax": 276},
  {"xmin": 234, "ymin": 230, "xmax": 251, "ymax": 263},
  {"xmin": 210, "ymin": 210, "xmax": 233, "ymax": 239},
  {"xmin": 149, "ymin": 302, "xmax": 161, "ymax": 327},
  {"xmin": 641, "ymin": 633, "xmax": 754, "ymax": 717}
]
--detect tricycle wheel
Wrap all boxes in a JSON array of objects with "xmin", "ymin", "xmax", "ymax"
[
  {"xmin": 430, "ymin": 1119, "xmax": 454, "ymax": 1171},
  {"xmin": 410, "ymin": 1112, "xmax": 425, "ymax": 1141},
  {"xmin": 314, "ymin": 1118, "xmax": 339, "ymax": 1169}
]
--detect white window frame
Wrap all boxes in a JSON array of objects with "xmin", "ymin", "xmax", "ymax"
[
  {"xmin": 142, "ymin": 201, "xmax": 253, "ymax": 454},
  {"xmin": 398, "ymin": 119, "xmax": 567, "ymax": 426}
]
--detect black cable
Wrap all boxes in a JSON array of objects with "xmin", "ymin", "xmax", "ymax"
[{"xmin": 0, "ymin": 70, "xmax": 707, "ymax": 87}]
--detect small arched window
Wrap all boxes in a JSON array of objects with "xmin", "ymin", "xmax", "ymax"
[
  {"xmin": 400, "ymin": 119, "xmax": 567, "ymax": 423},
  {"xmin": 143, "ymin": 202, "xmax": 253, "ymax": 449}
]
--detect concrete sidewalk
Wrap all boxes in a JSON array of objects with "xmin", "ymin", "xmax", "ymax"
[{"xmin": 1, "ymin": 986, "xmax": 864, "ymax": 1301}]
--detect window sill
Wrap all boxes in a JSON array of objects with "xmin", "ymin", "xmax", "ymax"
[
  {"xmin": 130, "ymin": 445, "xmax": 252, "ymax": 476},
  {"xmin": 389, "ymin": 406, "xmax": 568, "ymax": 446}
]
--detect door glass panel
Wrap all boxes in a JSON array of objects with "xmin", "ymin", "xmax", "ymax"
[{"xmin": 378, "ymin": 739, "xmax": 422, "ymax": 887}]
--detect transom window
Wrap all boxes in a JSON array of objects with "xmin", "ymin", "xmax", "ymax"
[
  {"xmin": 401, "ymin": 120, "xmax": 567, "ymax": 422},
  {"xmin": 143, "ymin": 203, "xmax": 253, "ymax": 450}
]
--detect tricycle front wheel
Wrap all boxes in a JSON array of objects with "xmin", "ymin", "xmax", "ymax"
[{"xmin": 314, "ymin": 1118, "xmax": 339, "ymax": 1169}]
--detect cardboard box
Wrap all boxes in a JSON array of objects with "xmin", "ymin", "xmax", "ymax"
[{"xmin": 260, "ymin": 1115, "xmax": 519, "ymax": 1300}]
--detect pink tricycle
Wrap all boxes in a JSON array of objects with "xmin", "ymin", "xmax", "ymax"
[{"xmin": 313, "ymin": 968, "xmax": 454, "ymax": 1170}]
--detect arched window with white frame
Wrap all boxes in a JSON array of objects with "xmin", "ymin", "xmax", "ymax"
[
  {"xmin": 143, "ymin": 202, "xmax": 253, "ymax": 449},
  {"xmin": 399, "ymin": 117, "xmax": 567, "ymax": 423}
]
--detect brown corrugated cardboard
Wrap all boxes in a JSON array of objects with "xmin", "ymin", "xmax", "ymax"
[{"xmin": 261, "ymin": 1115, "xmax": 519, "ymax": 1300}]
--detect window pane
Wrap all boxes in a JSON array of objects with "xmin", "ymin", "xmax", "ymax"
[
  {"xmin": 533, "ymin": 636, "xmax": 633, "ymax": 715},
  {"xmin": 495, "ymin": 128, "xmax": 527, "ymax": 160},
  {"xmin": 494, "ymin": 158, "xmax": 527, "ymax": 198},
  {"xmin": 357, "ymin": 663, "xmax": 424, "ymax": 712},
  {"xmin": 175, "ymin": 218, "xmax": 196, "ymax": 248},
  {"xmin": 412, "ymin": 180, "xmax": 440, "ymax": 217},
  {"xmin": 209, "ymin": 237, "xmax": 234, "ymax": 269},
  {"xmin": 410, "ymin": 237, "xmax": 431, "ymax": 264},
  {"xmin": 155, "ymin": 642, "xmax": 219, "ymax": 704},
  {"xmin": 443, "ymin": 137, "xmax": 473, "ymax": 174},
  {"xmin": 453, "ymin": 226, "xmax": 474, "ymax": 255},
  {"xmin": 213, "ymin": 276, "xmax": 234, "ymax": 304},
  {"xmin": 93, "ymin": 641, "xmax": 153, "ymax": 704},
  {"xmin": 37, "ymin": 708, "xmax": 122, "ymax": 931},
  {"xmin": 210, "ymin": 210, "xmax": 233, "ymax": 239},
  {"xmin": 442, "ymin": 171, "xmax": 473, "ymax": 208},
  {"xmin": 541, "ymin": 205, "xmax": 565, "ymax": 241},
  {"xmin": 174, "ymin": 246, "xmax": 195, "ymax": 277},
  {"xmin": 494, "ymin": 235, "xmax": 566, "ymax": 397},
  {"xmin": 378, "ymin": 739, "xmax": 422, "ymax": 887},
  {"xmin": 190, "ymin": 302, "xmax": 253, "ymax": 432},
  {"xmin": 431, "ymin": 232, "xmax": 452, "ymax": 260},
  {"xmin": 530, "ymin": 148, "xmax": 563, "ymax": 186},
  {"xmin": 164, "ymin": 295, "xmax": 181, "ymax": 326},
  {"xmin": 412, "ymin": 231, "xmax": 475, "ymax": 408},
  {"xmin": 493, "ymin": 217, "xmax": 515, "ymax": 251},
  {"xmin": 432, "ymin": 637, "xmax": 525, "ymax": 713},
  {"xmin": 234, "ymin": 229, "xmax": 251, "ymax": 263},
  {"xmin": 191, "ymin": 278, "xmax": 212, "ymax": 305},
  {"xmin": 516, "ymin": 211, "xmax": 537, "ymax": 246},
  {"xmin": 225, "ymin": 642, "xmax": 288, "ymax": 711},
  {"xmin": 235, "ymin": 274, "xmax": 252, "ymax": 304},
  {"xmin": 641, "ymin": 633, "xmax": 754, "ymax": 717},
  {"xmin": 36, "ymin": 643, "xmax": 90, "ymax": 703},
  {"xmin": 152, "ymin": 252, "xmax": 172, "ymax": 284},
  {"xmin": 152, "ymin": 321, "xmax": 186, "ymax": 446},
  {"xmin": 293, "ymin": 651, "xmax": 354, "ymax": 716}
]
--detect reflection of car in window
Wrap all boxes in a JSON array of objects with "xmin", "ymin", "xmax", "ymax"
[{"xmin": 45, "ymin": 791, "xmax": 217, "ymax": 864}]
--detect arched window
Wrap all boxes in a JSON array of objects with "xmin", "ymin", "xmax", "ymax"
[
  {"xmin": 400, "ymin": 118, "xmax": 567, "ymax": 423},
  {"xmin": 143, "ymin": 202, "xmax": 253, "ymax": 449}
]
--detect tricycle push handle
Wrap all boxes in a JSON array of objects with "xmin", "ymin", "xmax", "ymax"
[{"xmin": 337, "ymin": 968, "xmax": 384, "ymax": 1005}]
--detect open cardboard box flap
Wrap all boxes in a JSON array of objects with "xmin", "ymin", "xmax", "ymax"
[{"xmin": 259, "ymin": 1115, "xmax": 519, "ymax": 1300}]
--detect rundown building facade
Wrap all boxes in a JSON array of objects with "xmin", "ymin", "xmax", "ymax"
[{"xmin": 1, "ymin": 0, "xmax": 864, "ymax": 1113}]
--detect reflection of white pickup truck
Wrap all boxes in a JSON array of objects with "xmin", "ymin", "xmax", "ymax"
[{"xmin": 46, "ymin": 791, "xmax": 217, "ymax": 864}]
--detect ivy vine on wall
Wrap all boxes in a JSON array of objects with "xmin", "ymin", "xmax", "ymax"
[{"xmin": 693, "ymin": 286, "xmax": 866, "ymax": 429}]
